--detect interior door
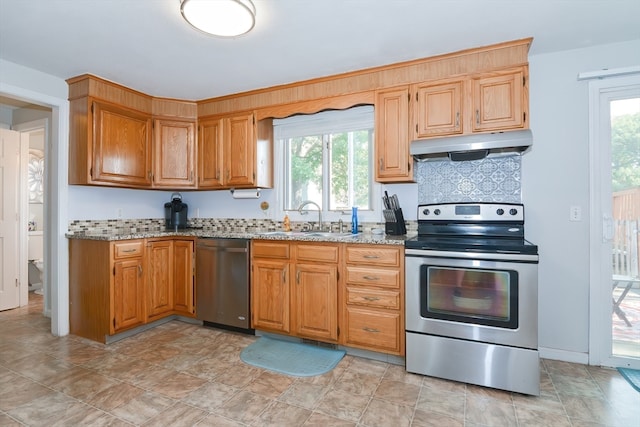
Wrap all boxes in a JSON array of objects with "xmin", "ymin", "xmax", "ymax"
[
  {"xmin": 589, "ymin": 74, "xmax": 640, "ymax": 369},
  {"xmin": 0, "ymin": 129, "xmax": 21, "ymax": 310}
]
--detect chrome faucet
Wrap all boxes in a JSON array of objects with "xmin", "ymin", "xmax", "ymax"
[{"xmin": 298, "ymin": 200, "xmax": 322, "ymax": 231}]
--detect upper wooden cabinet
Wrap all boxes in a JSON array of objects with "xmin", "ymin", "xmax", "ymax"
[
  {"xmin": 413, "ymin": 80, "xmax": 463, "ymax": 138},
  {"xmin": 153, "ymin": 119, "xmax": 196, "ymax": 188},
  {"xmin": 69, "ymin": 99, "xmax": 153, "ymax": 187},
  {"xmin": 198, "ymin": 112, "xmax": 273, "ymax": 189},
  {"xmin": 471, "ymin": 68, "xmax": 526, "ymax": 132},
  {"xmin": 375, "ymin": 86, "xmax": 412, "ymax": 183}
]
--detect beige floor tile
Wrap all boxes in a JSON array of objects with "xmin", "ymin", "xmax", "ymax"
[
  {"xmin": 552, "ymin": 373, "xmax": 605, "ymax": 398},
  {"xmin": 142, "ymin": 401, "xmax": 208, "ymax": 427},
  {"xmin": 420, "ymin": 374, "xmax": 467, "ymax": 394},
  {"xmin": 515, "ymin": 406, "xmax": 572, "ymax": 427},
  {"xmin": 110, "ymin": 391, "xmax": 175, "ymax": 425},
  {"xmin": 415, "ymin": 386, "xmax": 465, "ymax": 420},
  {"xmin": 85, "ymin": 382, "xmax": 146, "ymax": 411},
  {"xmin": 213, "ymin": 389, "xmax": 273, "ymax": 424},
  {"xmin": 256, "ymin": 401, "xmax": 312, "ymax": 426},
  {"xmin": 3, "ymin": 353, "xmax": 73, "ymax": 382},
  {"xmin": 314, "ymin": 388, "xmax": 370, "ymax": 422},
  {"xmin": 181, "ymin": 381, "xmax": 239, "ymax": 412},
  {"xmin": 346, "ymin": 357, "xmax": 388, "ymax": 377},
  {"xmin": 359, "ymin": 398, "xmax": 413, "ymax": 427},
  {"xmin": 465, "ymin": 394, "xmax": 517, "ymax": 427},
  {"xmin": 303, "ymin": 412, "xmax": 357, "ymax": 426},
  {"xmin": 0, "ymin": 374, "xmax": 56, "ymax": 411},
  {"xmin": 330, "ymin": 370, "xmax": 380, "ymax": 396},
  {"xmin": 411, "ymin": 408, "xmax": 464, "ymax": 427},
  {"xmin": 374, "ymin": 379, "xmax": 421, "ymax": 406},
  {"xmin": 136, "ymin": 344, "xmax": 183, "ymax": 364},
  {"xmin": 0, "ymin": 413, "xmax": 21, "ymax": 427},
  {"xmin": 7, "ymin": 391, "xmax": 87, "ymax": 426},
  {"xmin": 195, "ymin": 413, "xmax": 246, "ymax": 427},
  {"xmin": 279, "ymin": 381, "xmax": 328, "ymax": 410},
  {"xmin": 382, "ymin": 363, "xmax": 424, "ymax": 386},
  {"xmin": 244, "ymin": 370, "xmax": 295, "ymax": 399},
  {"xmin": 148, "ymin": 371, "xmax": 208, "ymax": 400},
  {"xmin": 215, "ymin": 362, "xmax": 263, "ymax": 388},
  {"xmin": 560, "ymin": 394, "xmax": 629, "ymax": 426}
]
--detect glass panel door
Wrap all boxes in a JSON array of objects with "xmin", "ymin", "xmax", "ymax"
[{"xmin": 610, "ymin": 97, "xmax": 640, "ymax": 360}]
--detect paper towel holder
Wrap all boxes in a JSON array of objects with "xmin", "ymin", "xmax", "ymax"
[{"xmin": 230, "ymin": 188, "xmax": 261, "ymax": 199}]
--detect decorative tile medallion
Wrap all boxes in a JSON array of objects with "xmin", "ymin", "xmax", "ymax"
[{"xmin": 416, "ymin": 154, "xmax": 522, "ymax": 204}]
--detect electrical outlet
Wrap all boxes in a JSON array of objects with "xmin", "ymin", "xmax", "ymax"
[{"xmin": 570, "ymin": 206, "xmax": 582, "ymax": 221}]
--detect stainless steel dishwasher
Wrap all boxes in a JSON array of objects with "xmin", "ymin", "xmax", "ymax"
[{"xmin": 196, "ymin": 238, "xmax": 253, "ymax": 334}]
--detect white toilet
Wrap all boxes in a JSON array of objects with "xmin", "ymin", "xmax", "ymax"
[{"xmin": 28, "ymin": 231, "xmax": 44, "ymax": 291}]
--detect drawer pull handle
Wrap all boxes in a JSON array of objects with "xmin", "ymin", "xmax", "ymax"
[
  {"xmin": 363, "ymin": 296, "xmax": 381, "ymax": 301},
  {"xmin": 363, "ymin": 255, "xmax": 379, "ymax": 259},
  {"xmin": 122, "ymin": 249, "xmax": 137, "ymax": 253},
  {"xmin": 363, "ymin": 327, "xmax": 380, "ymax": 333},
  {"xmin": 363, "ymin": 275, "xmax": 379, "ymax": 281}
]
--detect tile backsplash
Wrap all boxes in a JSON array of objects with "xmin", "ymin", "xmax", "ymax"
[{"xmin": 416, "ymin": 154, "xmax": 522, "ymax": 204}]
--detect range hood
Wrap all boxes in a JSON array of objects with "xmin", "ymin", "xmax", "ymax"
[{"xmin": 410, "ymin": 129, "xmax": 533, "ymax": 161}]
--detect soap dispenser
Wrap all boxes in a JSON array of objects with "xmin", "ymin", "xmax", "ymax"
[{"xmin": 283, "ymin": 215, "xmax": 291, "ymax": 232}]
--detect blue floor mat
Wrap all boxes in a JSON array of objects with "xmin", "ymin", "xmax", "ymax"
[
  {"xmin": 240, "ymin": 336, "xmax": 345, "ymax": 377},
  {"xmin": 618, "ymin": 367, "xmax": 640, "ymax": 393}
]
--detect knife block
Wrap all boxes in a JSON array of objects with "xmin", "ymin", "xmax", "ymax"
[{"xmin": 384, "ymin": 208, "xmax": 407, "ymax": 235}]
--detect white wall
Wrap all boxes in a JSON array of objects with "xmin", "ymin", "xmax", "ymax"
[{"xmin": 525, "ymin": 39, "xmax": 640, "ymax": 361}]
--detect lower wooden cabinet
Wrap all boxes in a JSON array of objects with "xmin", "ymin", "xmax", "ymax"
[
  {"xmin": 341, "ymin": 244, "xmax": 405, "ymax": 355},
  {"xmin": 251, "ymin": 240, "xmax": 404, "ymax": 355},
  {"xmin": 251, "ymin": 240, "xmax": 339, "ymax": 342},
  {"xmin": 69, "ymin": 237, "xmax": 195, "ymax": 343}
]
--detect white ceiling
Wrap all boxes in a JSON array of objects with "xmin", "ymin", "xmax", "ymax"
[{"xmin": 1, "ymin": 0, "xmax": 639, "ymax": 101}]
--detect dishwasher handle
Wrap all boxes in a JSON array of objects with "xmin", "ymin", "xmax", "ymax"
[{"xmin": 196, "ymin": 245, "xmax": 248, "ymax": 253}]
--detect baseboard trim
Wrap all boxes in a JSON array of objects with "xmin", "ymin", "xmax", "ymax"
[{"xmin": 539, "ymin": 346, "xmax": 589, "ymax": 364}]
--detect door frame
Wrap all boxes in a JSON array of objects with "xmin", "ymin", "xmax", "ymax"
[
  {"xmin": 13, "ymin": 119, "xmax": 49, "ymax": 312},
  {"xmin": 587, "ymin": 72, "xmax": 640, "ymax": 368},
  {"xmin": 0, "ymin": 81, "xmax": 69, "ymax": 337}
]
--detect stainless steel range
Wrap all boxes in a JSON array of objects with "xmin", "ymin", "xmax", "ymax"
[{"xmin": 405, "ymin": 202, "xmax": 540, "ymax": 396}]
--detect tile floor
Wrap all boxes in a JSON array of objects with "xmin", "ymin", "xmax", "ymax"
[{"xmin": 1, "ymin": 293, "xmax": 638, "ymax": 427}]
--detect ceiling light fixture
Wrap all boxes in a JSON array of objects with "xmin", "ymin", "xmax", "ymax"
[{"xmin": 180, "ymin": 0, "xmax": 256, "ymax": 37}]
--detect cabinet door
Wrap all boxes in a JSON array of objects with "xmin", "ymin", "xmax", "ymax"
[
  {"xmin": 225, "ymin": 113, "xmax": 256, "ymax": 187},
  {"xmin": 471, "ymin": 69, "xmax": 525, "ymax": 132},
  {"xmin": 293, "ymin": 263, "xmax": 338, "ymax": 341},
  {"xmin": 173, "ymin": 239, "xmax": 195, "ymax": 316},
  {"xmin": 113, "ymin": 258, "xmax": 145, "ymax": 333},
  {"xmin": 251, "ymin": 258, "xmax": 290, "ymax": 333},
  {"xmin": 92, "ymin": 101, "xmax": 152, "ymax": 186},
  {"xmin": 374, "ymin": 87, "xmax": 413, "ymax": 182},
  {"xmin": 198, "ymin": 118, "xmax": 224, "ymax": 188},
  {"xmin": 146, "ymin": 240, "xmax": 174, "ymax": 320},
  {"xmin": 153, "ymin": 119, "xmax": 196, "ymax": 188},
  {"xmin": 414, "ymin": 81, "xmax": 463, "ymax": 138}
]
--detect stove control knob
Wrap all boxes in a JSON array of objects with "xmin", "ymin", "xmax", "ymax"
[
  {"xmin": 509, "ymin": 208, "xmax": 518, "ymax": 216},
  {"xmin": 434, "ymin": 209, "xmax": 441, "ymax": 216},
  {"xmin": 423, "ymin": 209, "xmax": 430, "ymax": 216},
  {"xmin": 496, "ymin": 208, "xmax": 504, "ymax": 216}
]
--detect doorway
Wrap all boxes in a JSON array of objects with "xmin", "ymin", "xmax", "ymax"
[{"xmin": 588, "ymin": 73, "xmax": 640, "ymax": 369}]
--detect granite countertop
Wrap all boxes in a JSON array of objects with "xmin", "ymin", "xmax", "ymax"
[{"xmin": 65, "ymin": 228, "xmax": 412, "ymax": 246}]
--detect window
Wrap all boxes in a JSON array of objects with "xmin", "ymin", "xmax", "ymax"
[{"xmin": 274, "ymin": 106, "xmax": 376, "ymax": 217}]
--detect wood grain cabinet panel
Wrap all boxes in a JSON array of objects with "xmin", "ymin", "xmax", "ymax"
[
  {"xmin": 69, "ymin": 237, "xmax": 195, "ymax": 343},
  {"xmin": 153, "ymin": 119, "xmax": 196, "ymax": 188},
  {"xmin": 198, "ymin": 118, "xmax": 224, "ymax": 188},
  {"xmin": 374, "ymin": 86, "xmax": 412, "ymax": 183},
  {"xmin": 341, "ymin": 244, "xmax": 404, "ymax": 355},
  {"xmin": 92, "ymin": 101, "xmax": 152, "ymax": 187},
  {"xmin": 413, "ymin": 80, "xmax": 463, "ymax": 138},
  {"xmin": 293, "ymin": 262, "xmax": 338, "ymax": 341},
  {"xmin": 472, "ymin": 68, "xmax": 526, "ymax": 132},
  {"xmin": 251, "ymin": 257, "xmax": 291, "ymax": 333}
]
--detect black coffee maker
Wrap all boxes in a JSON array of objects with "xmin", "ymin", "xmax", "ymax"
[{"xmin": 164, "ymin": 192, "xmax": 188, "ymax": 231}]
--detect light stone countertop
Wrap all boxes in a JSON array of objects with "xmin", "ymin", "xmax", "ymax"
[{"xmin": 65, "ymin": 228, "xmax": 412, "ymax": 246}]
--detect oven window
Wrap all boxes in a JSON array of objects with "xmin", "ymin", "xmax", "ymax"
[{"xmin": 420, "ymin": 266, "xmax": 519, "ymax": 329}]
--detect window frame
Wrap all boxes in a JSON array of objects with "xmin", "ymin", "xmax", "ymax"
[{"xmin": 273, "ymin": 106, "xmax": 381, "ymax": 226}]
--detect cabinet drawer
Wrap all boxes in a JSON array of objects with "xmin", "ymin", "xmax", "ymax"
[
  {"xmin": 113, "ymin": 241, "xmax": 144, "ymax": 259},
  {"xmin": 295, "ymin": 243, "xmax": 339, "ymax": 263},
  {"xmin": 344, "ymin": 306, "xmax": 402, "ymax": 354},
  {"xmin": 345, "ymin": 266, "xmax": 399, "ymax": 289},
  {"xmin": 252, "ymin": 241, "xmax": 290, "ymax": 259},
  {"xmin": 345, "ymin": 245, "xmax": 401, "ymax": 267},
  {"xmin": 346, "ymin": 286, "xmax": 400, "ymax": 309}
]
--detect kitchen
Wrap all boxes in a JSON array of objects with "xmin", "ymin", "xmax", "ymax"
[{"xmin": 1, "ymin": 1, "xmax": 640, "ymax": 425}]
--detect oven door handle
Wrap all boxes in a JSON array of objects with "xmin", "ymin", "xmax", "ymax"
[{"xmin": 405, "ymin": 248, "xmax": 538, "ymax": 262}]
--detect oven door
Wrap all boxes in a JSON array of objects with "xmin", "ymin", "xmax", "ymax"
[{"xmin": 405, "ymin": 249, "xmax": 538, "ymax": 349}]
